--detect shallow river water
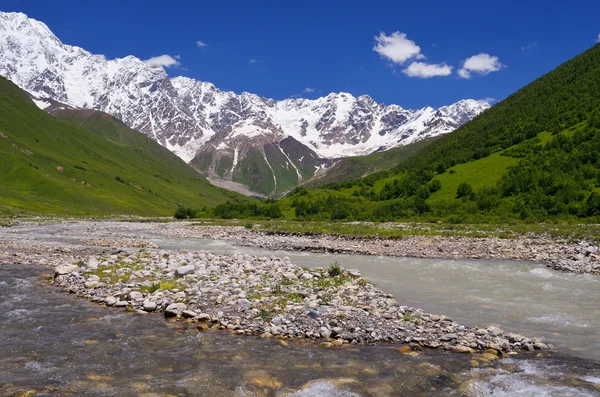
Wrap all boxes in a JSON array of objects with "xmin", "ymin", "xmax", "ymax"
[
  {"xmin": 1, "ymin": 227, "xmax": 600, "ymax": 396},
  {"xmin": 151, "ymin": 236, "xmax": 600, "ymax": 362}
]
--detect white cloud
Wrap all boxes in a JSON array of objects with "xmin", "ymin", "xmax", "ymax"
[
  {"xmin": 521, "ymin": 41, "xmax": 538, "ymax": 51},
  {"xmin": 196, "ymin": 40, "xmax": 208, "ymax": 48},
  {"xmin": 458, "ymin": 53, "xmax": 504, "ymax": 79},
  {"xmin": 303, "ymin": 87, "xmax": 316, "ymax": 93},
  {"xmin": 249, "ymin": 59, "xmax": 257, "ymax": 64},
  {"xmin": 144, "ymin": 54, "xmax": 181, "ymax": 68},
  {"xmin": 373, "ymin": 31, "xmax": 424, "ymax": 64},
  {"xmin": 457, "ymin": 68, "xmax": 471, "ymax": 79},
  {"xmin": 402, "ymin": 61, "xmax": 452, "ymax": 78},
  {"xmin": 596, "ymin": 33, "xmax": 600, "ymax": 43}
]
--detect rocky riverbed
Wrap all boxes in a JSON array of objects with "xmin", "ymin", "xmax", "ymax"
[
  {"xmin": 2, "ymin": 220, "xmax": 598, "ymax": 274},
  {"xmin": 162, "ymin": 223, "xmax": 600, "ymax": 275},
  {"xmin": 51, "ymin": 249, "xmax": 551, "ymax": 355}
]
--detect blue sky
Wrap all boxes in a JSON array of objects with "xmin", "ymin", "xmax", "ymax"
[{"xmin": 3, "ymin": 0, "xmax": 600, "ymax": 108}]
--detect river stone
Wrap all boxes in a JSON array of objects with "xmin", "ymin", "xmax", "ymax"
[
  {"xmin": 507, "ymin": 333, "xmax": 525, "ymax": 342},
  {"xmin": 534, "ymin": 343, "xmax": 549, "ymax": 350},
  {"xmin": 175, "ymin": 265, "xmax": 195, "ymax": 277},
  {"xmin": 129, "ymin": 291, "xmax": 143, "ymax": 301},
  {"xmin": 182, "ymin": 310, "xmax": 197, "ymax": 318},
  {"xmin": 523, "ymin": 344, "xmax": 534, "ymax": 351},
  {"xmin": 54, "ymin": 264, "xmax": 79, "ymax": 276},
  {"xmin": 487, "ymin": 326, "xmax": 503, "ymax": 336},
  {"xmin": 331, "ymin": 327, "xmax": 343, "ymax": 337},
  {"xmin": 105, "ymin": 296, "xmax": 117, "ymax": 306},
  {"xmin": 282, "ymin": 272, "xmax": 297, "ymax": 280},
  {"xmin": 143, "ymin": 301, "xmax": 157, "ymax": 312},
  {"xmin": 441, "ymin": 333, "xmax": 458, "ymax": 341},
  {"xmin": 452, "ymin": 346, "xmax": 475, "ymax": 353},
  {"xmin": 165, "ymin": 303, "xmax": 187, "ymax": 317},
  {"xmin": 197, "ymin": 313, "xmax": 212, "ymax": 322},
  {"xmin": 87, "ymin": 257, "xmax": 99, "ymax": 269}
]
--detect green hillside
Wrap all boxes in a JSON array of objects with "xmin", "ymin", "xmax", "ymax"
[
  {"xmin": 207, "ymin": 44, "xmax": 600, "ymax": 223},
  {"xmin": 304, "ymin": 138, "xmax": 436, "ymax": 188},
  {"xmin": 0, "ymin": 77, "xmax": 244, "ymax": 217}
]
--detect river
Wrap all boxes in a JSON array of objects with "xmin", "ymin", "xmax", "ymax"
[{"xmin": 0, "ymin": 225, "xmax": 599, "ymax": 396}]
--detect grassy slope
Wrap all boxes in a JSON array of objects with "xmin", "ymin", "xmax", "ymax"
[
  {"xmin": 305, "ymin": 138, "xmax": 436, "ymax": 188},
  {"xmin": 427, "ymin": 131, "xmax": 554, "ymax": 202},
  {"xmin": 0, "ymin": 77, "xmax": 244, "ymax": 216},
  {"xmin": 429, "ymin": 152, "xmax": 518, "ymax": 202}
]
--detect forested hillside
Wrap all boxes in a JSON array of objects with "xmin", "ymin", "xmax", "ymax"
[{"xmin": 204, "ymin": 44, "xmax": 600, "ymax": 223}]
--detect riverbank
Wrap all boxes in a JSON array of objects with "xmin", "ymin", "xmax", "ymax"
[
  {"xmin": 52, "ymin": 249, "xmax": 549, "ymax": 354},
  {"xmin": 2, "ymin": 219, "xmax": 598, "ymax": 274},
  {"xmin": 167, "ymin": 222, "xmax": 600, "ymax": 275},
  {"xmin": 0, "ymin": 220, "xmax": 558, "ymax": 355}
]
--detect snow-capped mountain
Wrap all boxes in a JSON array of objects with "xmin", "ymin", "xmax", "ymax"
[{"xmin": 0, "ymin": 11, "xmax": 490, "ymax": 195}]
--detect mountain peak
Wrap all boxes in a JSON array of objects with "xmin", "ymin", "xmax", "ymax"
[{"xmin": 0, "ymin": 11, "xmax": 490, "ymax": 195}]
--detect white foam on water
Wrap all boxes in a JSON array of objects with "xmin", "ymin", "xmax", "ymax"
[
  {"xmin": 542, "ymin": 283, "xmax": 553, "ymax": 291},
  {"xmin": 473, "ymin": 379, "xmax": 595, "ymax": 397},
  {"xmin": 98, "ymin": 313, "xmax": 128, "ymax": 322},
  {"xmin": 582, "ymin": 376, "xmax": 600, "ymax": 385},
  {"xmin": 468, "ymin": 360, "xmax": 597, "ymax": 397},
  {"xmin": 284, "ymin": 382, "xmax": 362, "ymax": 397},
  {"xmin": 24, "ymin": 361, "xmax": 58, "ymax": 374},
  {"xmin": 530, "ymin": 313, "xmax": 589, "ymax": 328},
  {"xmin": 11, "ymin": 293, "xmax": 30, "ymax": 302},
  {"xmin": 6, "ymin": 308, "xmax": 40, "ymax": 319},
  {"xmin": 529, "ymin": 267, "xmax": 556, "ymax": 279}
]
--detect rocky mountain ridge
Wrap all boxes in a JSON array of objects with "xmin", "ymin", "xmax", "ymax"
[{"xmin": 0, "ymin": 11, "xmax": 490, "ymax": 195}]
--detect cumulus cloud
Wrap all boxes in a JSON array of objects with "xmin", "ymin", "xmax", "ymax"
[
  {"xmin": 303, "ymin": 87, "xmax": 316, "ymax": 93},
  {"xmin": 402, "ymin": 62, "xmax": 453, "ymax": 78},
  {"xmin": 196, "ymin": 40, "xmax": 208, "ymax": 47},
  {"xmin": 596, "ymin": 33, "xmax": 600, "ymax": 43},
  {"xmin": 373, "ymin": 32, "xmax": 424, "ymax": 64},
  {"xmin": 144, "ymin": 54, "xmax": 181, "ymax": 68},
  {"xmin": 249, "ymin": 59, "xmax": 257, "ymax": 64},
  {"xmin": 458, "ymin": 53, "xmax": 504, "ymax": 79}
]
